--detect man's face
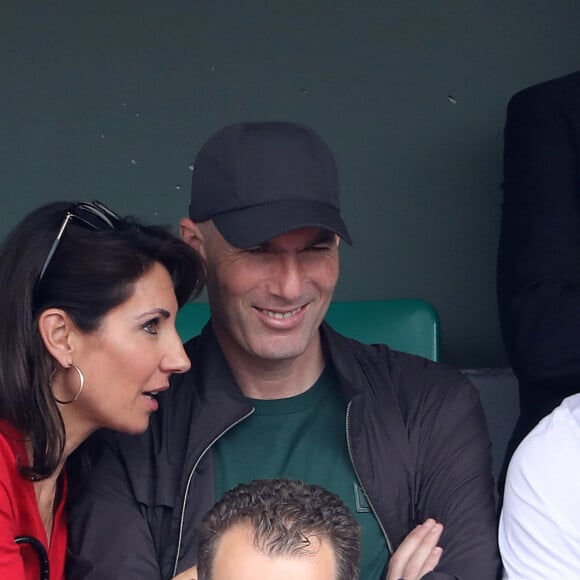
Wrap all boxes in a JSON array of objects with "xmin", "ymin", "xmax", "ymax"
[
  {"xmin": 200, "ymin": 223, "xmax": 339, "ymax": 370},
  {"xmin": 211, "ymin": 522, "xmax": 337, "ymax": 580}
]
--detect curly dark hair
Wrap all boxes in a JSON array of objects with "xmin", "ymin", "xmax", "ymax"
[{"xmin": 197, "ymin": 478, "xmax": 360, "ymax": 580}]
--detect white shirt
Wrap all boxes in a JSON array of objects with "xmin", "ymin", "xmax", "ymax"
[{"xmin": 499, "ymin": 393, "xmax": 580, "ymax": 579}]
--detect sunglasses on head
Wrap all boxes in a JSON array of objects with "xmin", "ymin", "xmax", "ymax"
[{"xmin": 37, "ymin": 200, "xmax": 123, "ymax": 285}]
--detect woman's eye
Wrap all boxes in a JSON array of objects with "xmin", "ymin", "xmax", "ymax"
[{"xmin": 143, "ymin": 318, "xmax": 160, "ymax": 335}]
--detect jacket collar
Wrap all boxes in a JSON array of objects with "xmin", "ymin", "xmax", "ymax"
[
  {"xmin": 191, "ymin": 319, "xmax": 367, "ymax": 405},
  {"xmin": 193, "ymin": 321, "xmax": 363, "ymax": 402},
  {"xmin": 320, "ymin": 321, "xmax": 367, "ymax": 402}
]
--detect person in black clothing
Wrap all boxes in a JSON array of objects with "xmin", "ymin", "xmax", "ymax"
[
  {"xmin": 497, "ymin": 70, "xmax": 580, "ymax": 490},
  {"xmin": 67, "ymin": 122, "xmax": 499, "ymax": 580}
]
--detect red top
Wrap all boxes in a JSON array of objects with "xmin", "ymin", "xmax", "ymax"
[{"xmin": 0, "ymin": 421, "xmax": 67, "ymax": 580}]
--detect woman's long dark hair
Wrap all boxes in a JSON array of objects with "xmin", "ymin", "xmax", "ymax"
[{"xmin": 0, "ymin": 201, "xmax": 204, "ymax": 480}]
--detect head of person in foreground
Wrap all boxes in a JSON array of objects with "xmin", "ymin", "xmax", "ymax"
[{"xmin": 196, "ymin": 478, "xmax": 360, "ymax": 580}]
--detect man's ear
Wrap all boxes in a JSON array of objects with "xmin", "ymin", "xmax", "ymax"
[
  {"xmin": 37, "ymin": 309, "xmax": 76, "ymax": 368},
  {"xmin": 180, "ymin": 217, "xmax": 207, "ymax": 260}
]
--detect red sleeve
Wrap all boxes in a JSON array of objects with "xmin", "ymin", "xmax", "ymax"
[
  {"xmin": 0, "ymin": 425, "xmax": 66, "ymax": 580},
  {"xmin": 0, "ymin": 434, "xmax": 29, "ymax": 579}
]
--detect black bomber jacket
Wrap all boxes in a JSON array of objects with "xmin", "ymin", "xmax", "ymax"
[{"xmin": 67, "ymin": 323, "xmax": 500, "ymax": 580}]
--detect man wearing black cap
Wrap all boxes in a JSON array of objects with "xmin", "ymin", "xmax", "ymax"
[{"xmin": 67, "ymin": 122, "xmax": 499, "ymax": 580}]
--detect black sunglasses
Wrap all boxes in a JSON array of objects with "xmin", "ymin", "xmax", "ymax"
[{"xmin": 37, "ymin": 200, "xmax": 122, "ymax": 285}]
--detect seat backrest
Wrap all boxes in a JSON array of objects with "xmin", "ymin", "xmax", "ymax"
[
  {"xmin": 461, "ymin": 368, "xmax": 520, "ymax": 490},
  {"xmin": 324, "ymin": 299, "xmax": 439, "ymax": 360},
  {"xmin": 176, "ymin": 298, "xmax": 439, "ymax": 361},
  {"xmin": 175, "ymin": 302, "xmax": 210, "ymax": 342}
]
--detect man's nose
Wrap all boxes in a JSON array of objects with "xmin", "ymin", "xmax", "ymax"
[{"xmin": 270, "ymin": 254, "xmax": 303, "ymax": 300}]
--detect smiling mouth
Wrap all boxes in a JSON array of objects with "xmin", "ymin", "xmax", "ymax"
[{"xmin": 259, "ymin": 306, "xmax": 303, "ymax": 320}]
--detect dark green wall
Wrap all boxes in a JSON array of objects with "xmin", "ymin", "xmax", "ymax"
[{"xmin": 2, "ymin": 1, "xmax": 579, "ymax": 367}]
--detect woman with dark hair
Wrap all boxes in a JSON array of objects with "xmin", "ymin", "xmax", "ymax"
[{"xmin": 0, "ymin": 200, "xmax": 204, "ymax": 579}]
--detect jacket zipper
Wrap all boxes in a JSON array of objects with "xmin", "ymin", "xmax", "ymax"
[
  {"xmin": 345, "ymin": 400, "xmax": 393, "ymax": 555},
  {"xmin": 172, "ymin": 408, "xmax": 255, "ymax": 577}
]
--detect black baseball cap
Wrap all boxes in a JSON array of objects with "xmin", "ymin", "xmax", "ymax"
[{"xmin": 189, "ymin": 122, "xmax": 352, "ymax": 248}]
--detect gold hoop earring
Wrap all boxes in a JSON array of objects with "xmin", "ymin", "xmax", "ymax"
[{"xmin": 49, "ymin": 364, "xmax": 85, "ymax": 404}]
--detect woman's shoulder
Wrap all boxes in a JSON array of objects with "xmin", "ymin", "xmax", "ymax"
[
  {"xmin": 0, "ymin": 421, "xmax": 24, "ymax": 456},
  {"xmin": 0, "ymin": 421, "xmax": 27, "ymax": 487}
]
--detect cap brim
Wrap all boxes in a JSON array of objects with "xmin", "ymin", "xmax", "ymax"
[{"xmin": 212, "ymin": 199, "xmax": 352, "ymax": 248}]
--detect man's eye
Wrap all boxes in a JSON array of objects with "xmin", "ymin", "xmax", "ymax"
[
  {"xmin": 143, "ymin": 319, "xmax": 160, "ymax": 334},
  {"xmin": 245, "ymin": 246, "xmax": 266, "ymax": 254}
]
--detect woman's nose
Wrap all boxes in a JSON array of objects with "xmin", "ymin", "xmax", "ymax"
[{"xmin": 162, "ymin": 329, "xmax": 191, "ymax": 374}]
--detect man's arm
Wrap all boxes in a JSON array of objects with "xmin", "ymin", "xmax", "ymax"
[
  {"xmin": 67, "ymin": 433, "xmax": 164, "ymax": 580},
  {"xmin": 497, "ymin": 80, "xmax": 580, "ymax": 384},
  {"xmin": 409, "ymin": 370, "xmax": 500, "ymax": 579},
  {"xmin": 499, "ymin": 399, "xmax": 580, "ymax": 577}
]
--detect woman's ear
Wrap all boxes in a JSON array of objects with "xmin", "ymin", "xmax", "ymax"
[
  {"xmin": 37, "ymin": 309, "xmax": 75, "ymax": 368},
  {"xmin": 179, "ymin": 217, "xmax": 207, "ymax": 260}
]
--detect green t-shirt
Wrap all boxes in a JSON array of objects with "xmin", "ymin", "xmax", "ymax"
[{"xmin": 213, "ymin": 367, "xmax": 389, "ymax": 580}]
